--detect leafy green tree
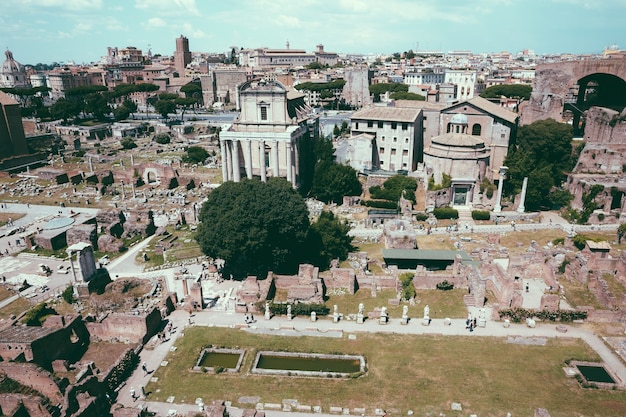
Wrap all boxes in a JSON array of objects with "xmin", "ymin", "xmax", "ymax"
[
  {"xmin": 504, "ymin": 119, "xmax": 575, "ymax": 211},
  {"xmin": 333, "ymin": 124, "xmax": 341, "ymax": 137},
  {"xmin": 195, "ymin": 178, "xmax": 310, "ymax": 278},
  {"xmin": 369, "ymin": 175, "xmax": 417, "ymax": 204},
  {"xmin": 390, "ymin": 91, "xmax": 425, "ymax": 101},
  {"xmin": 310, "ymin": 162, "xmax": 362, "ymax": 204},
  {"xmin": 113, "ymin": 105, "xmax": 131, "ymax": 121},
  {"xmin": 369, "ymin": 83, "xmax": 408, "ymax": 100},
  {"xmin": 183, "ymin": 146, "xmax": 209, "ymax": 164},
  {"xmin": 180, "ymin": 82, "xmax": 202, "ymax": 97},
  {"xmin": 618, "ymin": 223, "xmax": 626, "ymax": 244},
  {"xmin": 307, "ymin": 61, "xmax": 324, "ymax": 70},
  {"xmin": 305, "ymin": 211, "xmax": 353, "ymax": 269},
  {"xmin": 480, "ymin": 84, "xmax": 532, "ymax": 101},
  {"xmin": 84, "ymin": 93, "xmax": 111, "ymax": 121},
  {"xmin": 120, "ymin": 138, "xmax": 137, "ymax": 149},
  {"xmin": 175, "ymin": 97, "xmax": 198, "ymax": 119},
  {"xmin": 122, "ymin": 99, "xmax": 137, "ymax": 115},
  {"xmin": 154, "ymin": 99, "xmax": 176, "ymax": 119},
  {"xmin": 50, "ymin": 98, "xmax": 81, "ymax": 122},
  {"xmin": 154, "ymin": 133, "xmax": 171, "ymax": 144}
]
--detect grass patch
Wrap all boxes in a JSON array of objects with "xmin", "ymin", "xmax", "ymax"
[
  {"xmin": 147, "ymin": 327, "xmax": 622, "ymax": 416},
  {"xmin": 560, "ymin": 277, "xmax": 605, "ymax": 309},
  {"xmin": 0, "ymin": 296, "xmax": 31, "ymax": 320},
  {"xmin": 0, "ymin": 286, "xmax": 14, "ymax": 302},
  {"xmin": 0, "ymin": 212, "xmax": 25, "ymax": 227}
]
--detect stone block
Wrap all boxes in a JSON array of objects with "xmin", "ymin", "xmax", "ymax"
[{"xmin": 330, "ymin": 406, "xmax": 343, "ymax": 414}]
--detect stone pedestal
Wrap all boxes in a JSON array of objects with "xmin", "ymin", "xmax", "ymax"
[
  {"xmin": 421, "ymin": 318, "xmax": 431, "ymax": 326},
  {"xmin": 444, "ymin": 317, "xmax": 452, "ymax": 326},
  {"xmin": 401, "ymin": 316, "xmax": 409, "ymax": 325},
  {"xmin": 333, "ymin": 313, "xmax": 339, "ymax": 323},
  {"xmin": 310, "ymin": 311, "xmax": 316, "ymax": 322},
  {"xmin": 478, "ymin": 318, "xmax": 486, "ymax": 327},
  {"xmin": 379, "ymin": 315, "xmax": 388, "ymax": 325},
  {"xmin": 357, "ymin": 313, "xmax": 364, "ymax": 324}
]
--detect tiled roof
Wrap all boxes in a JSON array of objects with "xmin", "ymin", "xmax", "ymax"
[{"xmin": 351, "ymin": 106, "xmax": 421, "ymax": 123}]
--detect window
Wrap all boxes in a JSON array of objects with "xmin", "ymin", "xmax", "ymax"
[
  {"xmin": 472, "ymin": 124, "xmax": 482, "ymax": 136},
  {"xmin": 367, "ymin": 121, "xmax": 373, "ymax": 128},
  {"xmin": 402, "ymin": 123, "xmax": 408, "ymax": 130},
  {"xmin": 260, "ymin": 106, "xmax": 268, "ymax": 121},
  {"xmin": 381, "ymin": 136, "xmax": 385, "ymax": 142},
  {"xmin": 391, "ymin": 122, "xmax": 397, "ymax": 129},
  {"xmin": 380, "ymin": 147, "xmax": 385, "ymax": 154},
  {"xmin": 405, "ymin": 138, "xmax": 409, "ymax": 143},
  {"xmin": 391, "ymin": 148, "xmax": 397, "ymax": 155},
  {"xmin": 355, "ymin": 122, "xmax": 359, "ymax": 129},
  {"xmin": 455, "ymin": 125, "xmax": 460, "ymax": 133},
  {"xmin": 403, "ymin": 150, "xmax": 408, "ymax": 156},
  {"xmin": 378, "ymin": 121, "xmax": 383, "ymax": 128},
  {"xmin": 447, "ymin": 123, "xmax": 451, "ymax": 133},
  {"xmin": 393, "ymin": 137, "xmax": 397, "ymax": 142},
  {"xmin": 501, "ymin": 133, "xmax": 506, "ymax": 138}
]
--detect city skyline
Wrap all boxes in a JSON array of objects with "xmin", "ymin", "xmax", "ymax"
[{"xmin": 1, "ymin": 0, "xmax": 625, "ymax": 65}]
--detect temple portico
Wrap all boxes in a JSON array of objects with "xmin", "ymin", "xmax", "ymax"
[{"xmin": 219, "ymin": 79, "xmax": 315, "ymax": 188}]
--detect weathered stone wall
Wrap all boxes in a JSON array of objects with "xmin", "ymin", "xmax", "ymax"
[
  {"xmin": 0, "ymin": 363, "xmax": 64, "ymax": 405},
  {"xmin": 0, "ymin": 393, "xmax": 55, "ymax": 417},
  {"xmin": 86, "ymin": 307, "xmax": 161, "ymax": 344},
  {"xmin": 325, "ymin": 268, "xmax": 357, "ymax": 294},
  {"xmin": 66, "ymin": 224, "xmax": 98, "ymax": 250},
  {"xmin": 520, "ymin": 56, "xmax": 626, "ymax": 125}
]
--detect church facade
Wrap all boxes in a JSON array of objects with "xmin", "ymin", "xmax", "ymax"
[{"xmin": 219, "ymin": 80, "xmax": 318, "ymax": 188}]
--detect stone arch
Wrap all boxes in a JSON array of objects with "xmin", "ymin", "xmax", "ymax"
[
  {"xmin": 567, "ymin": 73, "xmax": 626, "ymax": 135},
  {"xmin": 143, "ymin": 167, "xmax": 159, "ymax": 185}
]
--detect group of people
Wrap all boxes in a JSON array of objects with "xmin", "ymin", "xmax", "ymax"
[{"xmin": 466, "ymin": 314, "xmax": 478, "ymax": 332}]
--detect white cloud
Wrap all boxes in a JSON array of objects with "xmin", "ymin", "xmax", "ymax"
[
  {"xmin": 274, "ymin": 15, "xmax": 301, "ymax": 28},
  {"xmin": 21, "ymin": 0, "xmax": 102, "ymax": 10},
  {"xmin": 135, "ymin": 0, "xmax": 199, "ymax": 15},
  {"xmin": 146, "ymin": 17, "xmax": 167, "ymax": 28}
]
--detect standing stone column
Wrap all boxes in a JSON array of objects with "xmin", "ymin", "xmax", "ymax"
[
  {"xmin": 285, "ymin": 142, "xmax": 292, "ymax": 184},
  {"xmin": 232, "ymin": 140, "xmax": 241, "ymax": 182},
  {"xmin": 89, "ymin": 157, "xmax": 94, "ymax": 173},
  {"xmin": 259, "ymin": 140, "xmax": 267, "ymax": 182},
  {"xmin": 220, "ymin": 139, "xmax": 229, "ymax": 182},
  {"xmin": 292, "ymin": 139, "xmax": 299, "ymax": 188},
  {"xmin": 517, "ymin": 177, "xmax": 528, "ymax": 213},
  {"xmin": 493, "ymin": 166, "xmax": 508, "ymax": 213},
  {"xmin": 271, "ymin": 140, "xmax": 279, "ymax": 177},
  {"xmin": 244, "ymin": 140, "xmax": 253, "ymax": 179}
]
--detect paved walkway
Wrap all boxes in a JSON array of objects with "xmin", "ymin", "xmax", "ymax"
[{"xmin": 114, "ymin": 306, "xmax": 626, "ymax": 417}]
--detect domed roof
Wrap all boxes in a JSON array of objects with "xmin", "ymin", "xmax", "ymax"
[
  {"xmin": 1, "ymin": 50, "xmax": 25, "ymax": 75},
  {"xmin": 450, "ymin": 113, "xmax": 468, "ymax": 125}
]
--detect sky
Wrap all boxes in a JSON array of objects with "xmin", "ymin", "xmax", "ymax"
[{"xmin": 1, "ymin": 0, "xmax": 624, "ymax": 65}]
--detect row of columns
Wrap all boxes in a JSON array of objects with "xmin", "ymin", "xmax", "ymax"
[
  {"xmin": 220, "ymin": 139, "xmax": 297, "ymax": 187},
  {"xmin": 493, "ymin": 166, "xmax": 528, "ymax": 214}
]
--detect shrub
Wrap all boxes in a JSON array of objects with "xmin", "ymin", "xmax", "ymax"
[
  {"xmin": 558, "ymin": 258, "xmax": 570, "ymax": 274},
  {"xmin": 479, "ymin": 178, "xmax": 496, "ymax": 198},
  {"xmin": 436, "ymin": 280, "xmax": 454, "ymax": 291},
  {"xmin": 22, "ymin": 302, "xmax": 56, "ymax": 326},
  {"xmin": 361, "ymin": 200, "xmax": 399, "ymax": 210},
  {"xmin": 432, "ymin": 207, "xmax": 458, "ymax": 219},
  {"xmin": 471, "ymin": 210, "xmax": 490, "ymax": 221},
  {"xmin": 62, "ymin": 285, "xmax": 76, "ymax": 304},
  {"xmin": 414, "ymin": 212, "xmax": 428, "ymax": 221},
  {"xmin": 120, "ymin": 138, "xmax": 137, "ymax": 149},
  {"xmin": 154, "ymin": 133, "xmax": 171, "ymax": 144},
  {"xmin": 552, "ymin": 237, "xmax": 565, "ymax": 246}
]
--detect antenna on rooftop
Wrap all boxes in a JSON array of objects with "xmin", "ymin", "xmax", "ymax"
[{"xmin": 286, "ymin": 40, "xmax": 290, "ymax": 50}]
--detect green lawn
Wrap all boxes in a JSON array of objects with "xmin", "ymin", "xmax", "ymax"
[{"xmin": 147, "ymin": 327, "xmax": 626, "ymax": 417}]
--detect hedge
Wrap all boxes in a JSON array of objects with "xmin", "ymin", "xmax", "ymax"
[
  {"xmin": 361, "ymin": 200, "xmax": 399, "ymax": 210},
  {"xmin": 471, "ymin": 210, "xmax": 490, "ymax": 221},
  {"xmin": 432, "ymin": 207, "xmax": 459, "ymax": 219},
  {"xmin": 268, "ymin": 303, "xmax": 330, "ymax": 317},
  {"xmin": 498, "ymin": 308, "xmax": 587, "ymax": 323}
]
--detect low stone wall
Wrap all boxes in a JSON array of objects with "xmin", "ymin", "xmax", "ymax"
[
  {"xmin": 193, "ymin": 348, "xmax": 245, "ymax": 373},
  {"xmin": 250, "ymin": 351, "xmax": 365, "ymax": 378}
]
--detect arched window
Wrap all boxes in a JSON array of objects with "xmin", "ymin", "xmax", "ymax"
[
  {"xmin": 455, "ymin": 125, "xmax": 460, "ymax": 133},
  {"xmin": 472, "ymin": 124, "xmax": 482, "ymax": 136},
  {"xmin": 447, "ymin": 123, "xmax": 451, "ymax": 133}
]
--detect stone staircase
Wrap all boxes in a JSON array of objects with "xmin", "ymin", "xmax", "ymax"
[{"xmin": 455, "ymin": 206, "xmax": 475, "ymax": 227}]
